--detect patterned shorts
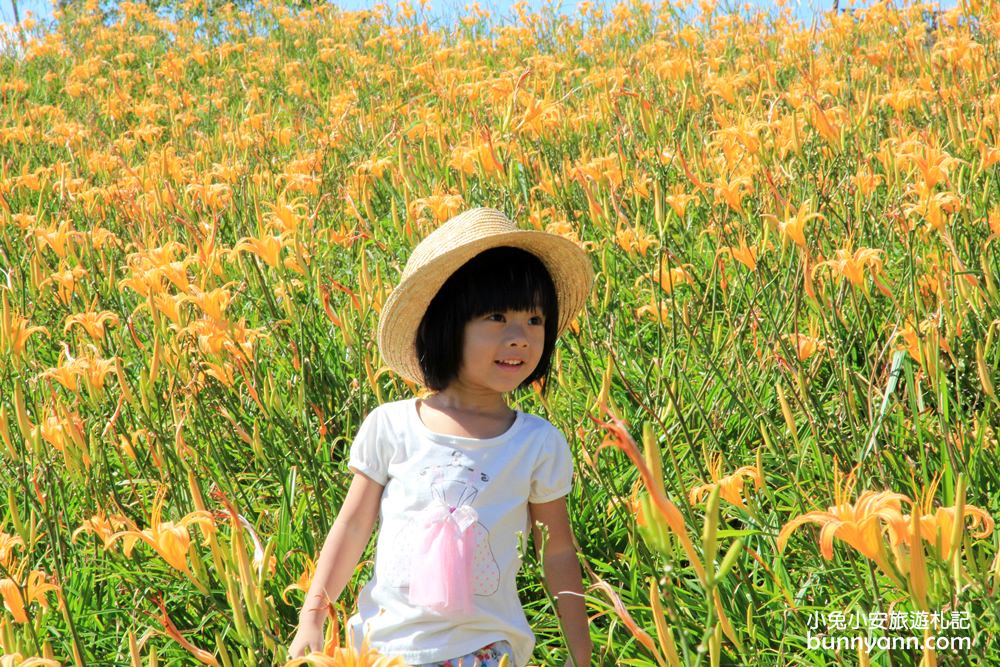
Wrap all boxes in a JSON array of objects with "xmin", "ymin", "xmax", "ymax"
[{"xmin": 411, "ymin": 640, "xmax": 514, "ymax": 667}]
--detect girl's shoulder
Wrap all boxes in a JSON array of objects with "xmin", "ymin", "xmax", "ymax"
[
  {"xmin": 516, "ymin": 411, "xmax": 569, "ymax": 444},
  {"xmin": 362, "ymin": 397, "xmax": 415, "ymax": 419},
  {"xmin": 355, "ymin": 398, "xmax": 412, "ymax": 436}
]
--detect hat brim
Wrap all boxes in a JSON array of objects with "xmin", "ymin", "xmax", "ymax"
[{"xmin": 377, "ymin": 229, "xmax": 594, "ymax": 386}]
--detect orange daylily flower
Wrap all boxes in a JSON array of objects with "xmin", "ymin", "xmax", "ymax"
[
  {"xmin": 978, "ymin": 141, "xmax": 1000, "ymax": 172},
  {"xmin": 812, "ymin": 246, "xmax": 886, "ymax": 290},
  {"xmin": 716, "ymin": 239, "xmax": 759, "ymax": 271},
  {"xmin": 201, "ymin": 360, "xmax": 237, "ymax": 388},
  {"xmin": 408, "ymin": 192, "xmax": 465, "ymax": 224},
  {"xmin": 281, "ymin": 555, "xmax": 316, "ymax": 606},
  {"xmin": 635, "ymin": 300, "xmax": 672, "ymax": 323},
  {"xmin": 64, "ymin": 307, "xmax": 119, "ymax": 341},
  {"xmin": 688, "ymin": 453, "xmax": 763, "ymax": 510},
  {"xmin": 30, "ymin": 218, "xmax": 83, "ymax": 259},
  {"xmin": 180, "ymin": 285, "xmax": 234, "ymax": 322},
  {"xmin": 513, "ymin": 90, "xmax": 563, "ymax": 137},
  {"xmin": 179, "ymin": 316, "xmax": 265, "ymax": 360},
  {"xmin": 158, "ymin": 259, "xmax": 193, "ymax": 293},
  {"xmin": 781, "ymin": 332, "xmax": 828, "ymax": 362},
  {"xmin": 283, "ymin": 632, "xmax": 408, "ymax": 666},
  {"xmin": 900, "ymin": 143, "xmax": 960, "ymax": 190},
  {"xmin": 778, "ymin": 466, "xmax": 910, "ymax": 585},
  {"xmin": 915, "ymin": 505, "xmax": 994, "ymax": 561},
  {"xmin": 573, "ymin": 152, "xmax": 624, "ymax": 189},
  {"xmin": 1, "ymin": 295, "xmax": 49, "ymax": 359},
  {"xmin": 75, "ymin": 346, "xmax": 117, "ymax": 393},
  {"xmin": 0, "ymin": 532, "xmax": 24, "ymax": 569},
  {"xmin": 38, "ymin": 346, "xmax": 85, "ymax": 392},
  {"xmin": 233, "ymin": 232, "xmax": 289, "ymax": 268},
  {"xmin": 636, "ymin": 260, "xmax": 694, "ymax": 295},
  {"xmin": 763, "ymin": 200, "xmax": 825, "ymax": 249},
  {"xmin": 0, "ymin": 564, "xmax": 61, "ymax": 624},
  {"xmin": 664, "ymin": 184, "xmax": 698, "ymax": 218},
  {"xmin": 543, "ymin": 220, "xmax": 593, "ymax": 253},
  {"xmin": 614, "ymin": 223, "xmax": 657, "ymax": 257},
  {"xmin": 31, "ymin": 406, "xmax": 90, "ymax": 470},
  {"xmin": 0, "ymin": 652, "xmax": 61, "ymax": 666},
  {"xmin": 903, "ymin": 188, "xmax": 962, "ymax": 232},
  {"xmin": 105, "ymin": 487, "xmax": 216, "ymax": 576},
  {"xmin": 712, "ymin": 174, "xmax": 752, "ymax": 214},
  {"xmin": 265, "ymin": 195, "xmax": 309, "ymax": 235},
  {"xmin": 39, "ymin": 264, "xmax": 88, "ymax": 305},
  {"xmin": 72, "ymin": 511, "xmax": 129, "ymax": 549},
  {"xmin": 851, "ymin": 169, "xmax": 884, "ymax": 197},
  {"xmin": 152, "ymin": 292, "xmax": 187, "ymax": 326},
  {"xmin": 808, "ymin": 101, "xmax": 845, "ymax": 145}
]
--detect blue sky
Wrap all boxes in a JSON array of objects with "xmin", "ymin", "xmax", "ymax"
[{"xmin": 1, "ymin": 0, "xmax": 957, "ymax": 31}]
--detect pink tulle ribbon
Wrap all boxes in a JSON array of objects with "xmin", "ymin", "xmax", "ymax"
[{"xmin": 408, "ymin": 500, "xmax": 478, "ymax": 614}]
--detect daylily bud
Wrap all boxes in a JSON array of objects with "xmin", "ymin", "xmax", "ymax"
[
  {"xmin": 775, "ymin": 382, "xmax": 798, "ymax": 446},
  {"xmin": 702, "ymin": 484, "xmax": 721, "ymax": 577},
  {"xmin": 649, "ymin": 577, "xmax": 681, "ymax": 667},
  {"xmin": 13, "ymin": 386, "xmax": 32, "ymax": 441},
  {"xmin": 716, "ymin": 537, "xmax": 744, "ymax": 582},
  {"xmin": 128, "ymin": 629, "xmax": 141, "ymax": 667},
  {"xmin": 977, "ymin": 341, "xmax": 996, "ymax": 402},
  {"xmin": 909, "ymin": 506, "xmax": 928, "ymax": 611},
  {"xmin": 0, "ymin": 407, "xmax": 15, "ymax": 459}
]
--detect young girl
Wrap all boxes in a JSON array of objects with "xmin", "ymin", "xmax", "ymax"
[{"xmin": 288, "ymin": 208, "xmax": 594, "ymax": 667}]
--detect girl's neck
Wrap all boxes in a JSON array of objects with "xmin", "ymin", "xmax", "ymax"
[{"xmin": 422, "ymin": 386, "xmax": 513, "ymax": 418}]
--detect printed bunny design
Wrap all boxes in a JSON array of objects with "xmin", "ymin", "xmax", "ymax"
[{"xmin": 383, "ymin": 454, "xmax": 501, "ymax": 598}]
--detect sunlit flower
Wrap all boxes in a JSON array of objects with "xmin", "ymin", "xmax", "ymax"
[
  {"xmin": 688, "ymin": 453, "xmax": 762, "ymax": 510},
  {"xmin": 712, "ymin": 174, "xmax": 752, "ymax": 214},
  {"xmin": 764, "ymin": 200, "xmax": 824, "ymax": 249},
  {"xmin": 64, "ymin": 307, "xmax": 119, "ymax": 341},
  {"xmin": 233, "ymin": 232, "xmax": 289, "ymax": 268},
  {"xmin": 180, "ymin": 286, "xmax": 233, "ymax": 322},
  {"xmin": 812, "ymin": 247, "xmax": 885, "ymax": 289},
  {"xmin": 284, "ymin": 631, "xmax": 408, "ymax": 666},
  {"xmin": 781, "ymin": 332, "xmax": 828, "ymax": 362},
  {"xmin": 281, "ymin": 555, "xmax": 316, "ymax": 606},
  {"xmin": 1, "ymin": 296, "xmax": 49, "ymax": 360},
  {"xmin": 0, "ymin": 532, "xmax": 24, "ymax": 569},
  {"xmin": 778, "ymin": 466, "xmax": 910, "ymax": 584},
  {"xmin": 0, "ymin": 652, "xmax": 61, "ymax": 666},
  {"xmin": 105, "ymin": 488, "xmax": 216, "ymax": 575},
  {"xmin": 664, "ymin": 184, "xmax": 698, "ymax": 218},
  {"xmin": 71, "ymin": 511, "xmax": 129, "ymax": 549},
  {"xmin": 39, "ymin": 264, "xmax": 88, "ymax": 305},
  {"xmin": 716, "ymin": 238, "xmax": 759, "ymax": 271},
  {"xmin": 914, "ymin": 504, "xmax": 994, "ymax": 561},
  {"xmin": 0, "ymin": 564, "xmax": 61, "ymax": 624},
  {"xmin": 614, "ymin": 223, "xmax": 657, "ymax": 257}
]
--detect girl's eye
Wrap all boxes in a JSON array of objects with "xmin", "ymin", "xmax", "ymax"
[
  {"xmin": 487, "ymin": 313, "xmax": 504, "ymax": 321},
  {"xmin": 529, "ymin": 316, "xmax": 543, "ymax": 325}
]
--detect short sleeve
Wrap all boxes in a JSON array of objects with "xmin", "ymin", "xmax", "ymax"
[
  {"xmin": 347, "ymin": 409, "xmax": 390, "ymax": 486},
  {"xmin": 529, "ymin": 427, "xmax": 574, "ymax": 503}
]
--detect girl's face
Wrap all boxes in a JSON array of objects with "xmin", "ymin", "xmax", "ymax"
[{"xmin": 456, "ymin": 309, "xmax": 545, "ymax": 395}]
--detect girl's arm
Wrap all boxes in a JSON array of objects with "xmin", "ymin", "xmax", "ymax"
[
  {"xmin": 298, "ymin": 471, "xmax": 384, "ymax": 625},
  {"xmin": 530, "ymin": 497, "xmax": 593, "ymax": 667}
]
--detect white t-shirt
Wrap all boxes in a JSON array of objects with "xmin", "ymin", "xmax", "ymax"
[{"xmin": 345, "ymin": 397, "xmax": 574, "ymax": 667}]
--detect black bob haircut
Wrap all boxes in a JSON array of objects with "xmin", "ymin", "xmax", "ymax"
[{"xmin": 415, "ymin": 246, "xmax": 559, "ymax": 394}]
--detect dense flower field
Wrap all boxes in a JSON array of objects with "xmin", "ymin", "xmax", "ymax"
[{"xmin": 0, "ymin": 0, "xmax": 998, "ymax": 664}]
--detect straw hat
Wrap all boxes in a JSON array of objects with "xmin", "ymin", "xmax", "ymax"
[{"xmin": 377, "ymin": 207, "xmax": 594, "ymax": 386}]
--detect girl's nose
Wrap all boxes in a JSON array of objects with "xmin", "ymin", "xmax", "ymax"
[{"xmin": 504, "ymin": 324, "xmax": 528, "ymax": 346}]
